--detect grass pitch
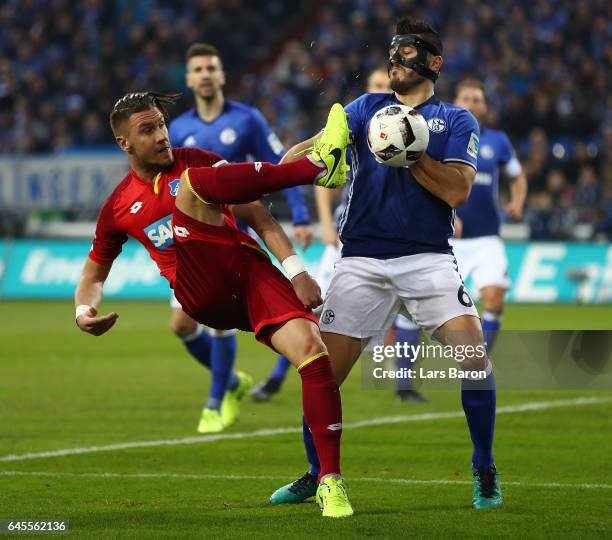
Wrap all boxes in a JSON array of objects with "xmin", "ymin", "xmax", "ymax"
[{"xmin": 1, "ymin": 302, "xmax": 611, "ymax": 538}]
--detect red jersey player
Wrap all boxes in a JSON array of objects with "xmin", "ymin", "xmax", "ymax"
[{"xmin": 74, "ymin": 92, "xmax": 353, "ymax": 518}]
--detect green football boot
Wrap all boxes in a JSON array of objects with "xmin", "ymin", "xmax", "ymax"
[
  {"xmin": 220, "ymin": 370, "xmax": 253, "ymax": 427},
  {"xmin": 311, "ymin": 103, "xmax": 350, "ymax": 189},
  {"xmin": 472, "ymin": 466, "xmax": 503, "ymax": 509},
  {"xmin": 269, "ymin": 472, "xmax": 317, "ymax": 505},
  {"xmin": 196, "ymin": 408, "xmax": 224, "ymax": 434},
  {"xmin": 316, "ymin": 476, "xmax": 353, "ymax": 518}
]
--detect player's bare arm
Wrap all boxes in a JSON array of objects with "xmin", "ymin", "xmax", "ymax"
[
  {"xmin": 409, "ymin": 153, "xmax": 475, "ymax": 207},
  {"xmin": 74, "ymin": 258, "xmax": 119, "ymax": 336},
  {"xmin": 315, "ymin": 185, "xmax": 339, "ymax": 246},
  {"xmin": 280, "ymin": 138, "xmax": 320, "ymax": 250},
  {"xmin": 280, "ymin": 132, "xmax": 322, "ymax": 164},
  {"xmin": 280, "ymin": 128, "xmax": 344, "ymax": 252},
  {"xmin": 281, "ymin": 133, "xmax": 321, "ymax": 252},
  {"xmin": 231, "ymin": 202, "xmax": 322, "ymax": 310},
  {"xmin": 506, "ymin": 170, "xmax": 528, "ymax": 220},
  {"xmin": 292, "ymin": 224, "xmax": 314, "ymax": 251}
]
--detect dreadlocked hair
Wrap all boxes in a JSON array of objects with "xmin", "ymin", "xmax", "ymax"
[{"xmin": 109, "ymin": 91, "xmax": 182, "ymax": 136}]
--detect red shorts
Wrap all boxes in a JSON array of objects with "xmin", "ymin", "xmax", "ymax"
[{"xmin": 172, "ymin": 208, "xmax": 318, "ymax": 346}]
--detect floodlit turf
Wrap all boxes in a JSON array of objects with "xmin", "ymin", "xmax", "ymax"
[{"xmin": 1, "ymin": 301, "xmax": 611, "ymax": 538}]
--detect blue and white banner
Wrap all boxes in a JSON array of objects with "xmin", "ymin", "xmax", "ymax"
[
  {"xmin": 0, "ymin": 153, "xmax": 128, "ymax": 210},
  {"xmin": 0, "ymin": 240, "xmax": 610, "ymax": 302}
]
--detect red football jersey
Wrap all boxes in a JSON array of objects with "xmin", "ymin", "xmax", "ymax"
[{"xmin": 90, "ymin": 147, "xmax": 233, "ymax": 285}]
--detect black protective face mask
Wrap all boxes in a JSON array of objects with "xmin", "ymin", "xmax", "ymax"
[{"xmin": 388, "ymin": 34, "xmax": 441, "ymax": 83}]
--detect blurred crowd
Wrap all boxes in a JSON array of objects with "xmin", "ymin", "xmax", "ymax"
[
  {"xmin": 0, "ymin": 0, "xmax": 301, "ymax": 151},
  {"xmin": 2, "ymin": 0, "xmax": 611, "ymax": 239}
]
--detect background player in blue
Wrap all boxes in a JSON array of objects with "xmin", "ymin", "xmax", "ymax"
[
  {"xmin": 452, "ymin": 79, "xmax": 527, "ymax": 350},
  {"xmin": 270, "ymin": 17, "xmax": 502, "ymax": 510},
  {"xmin": 167, "ymin": 43, "xmax": 313, "ymax": 434}
]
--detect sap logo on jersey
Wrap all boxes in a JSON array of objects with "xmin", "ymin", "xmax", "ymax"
[
  {"xmin": 144, "ymin": 214, "xmax": 174, "ymax": 250},
  {"xmin": 169, "ymin": 179, "xmax": 180, "ymax": 196}
]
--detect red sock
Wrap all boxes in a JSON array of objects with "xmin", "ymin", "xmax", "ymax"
[
  {"xmin": 298, "ymin": 353, "xmax": 342, "ymax": 479},
  {"xmin": 185, "ymin": 157, "xmax": 323, "ymax": 204}
]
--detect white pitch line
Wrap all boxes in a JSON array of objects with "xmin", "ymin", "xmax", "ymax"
[
  {"xmin": 1, "ymin": 470, "xmax": 611, "ymax": 490},
  {"xmin": 0, "ymin": 396, "xmax": 609, "ymax": 463}
]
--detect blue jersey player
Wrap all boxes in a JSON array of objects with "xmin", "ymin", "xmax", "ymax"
[
  {"xmin": 270, "ymin": 17, "xmax": 502, "ymax": 511},
  {"xmin": 167, "ymin": 43, "xmax": 313, "ymax": 434},
  {"xmin": 250, "ymin": 66, "xmax": 426, "ymax": 403},
  {"xmin": 452, "ymin": 79, "xmax": 527, "ymax": 349}
]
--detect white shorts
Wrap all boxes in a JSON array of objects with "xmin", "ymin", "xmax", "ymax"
[
  {"xmin": 319, "ymin": 253, "xmax": 479, "ymax": 338},
  {"xmin": 316, "ymin": 243, "xmax": 342, "ymax": 298},
  {"xmin": 169, "ymin": 291, "xmax": 236, "ymax": 337},
  {"xmin": 450, "ymin": 236, "xmax": 510, "ymax": 291}
]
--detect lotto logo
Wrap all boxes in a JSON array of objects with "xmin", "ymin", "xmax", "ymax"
[
  {"xmin": 380, "ymin": 132, "xmax": 388, "ymax": 140},
  {"xmin": 144, "ymin": 214, "xmax": 174, "ymax": 250},
  {"xmin": 130, "ymin": 201, "xmax": 143, "ymax": 214},
  {"xmin": 173, "ymin": 225, "xmax": 190, "ymax": 238}
]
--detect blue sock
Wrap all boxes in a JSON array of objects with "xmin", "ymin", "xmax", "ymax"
[
  {"xmin": 182, "ymin": 325, "xmax": 212, "ymax": 369},
  {"xmin": 207, "ymin": 334, "xmax": 237, "ymax": 410},
  {"xmin": 481, "ymin": 312, "xmax": 502, "ymax": 352},
  {"xmin": 270, "ymin": 355, "xmax": 292, "ymax": 383},
  {"xmin": 395, "ymin": 326, "xmax": 421, "ymax": 391},
  {"xmin": 302, "ymin": 416, "xmax": 320, "ymax": 477},
  {"xmin": 461, "ymin": 370, "xmax": 496, "ymax": 468}
]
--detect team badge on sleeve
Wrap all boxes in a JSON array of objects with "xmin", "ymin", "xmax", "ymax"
[{"xmin": 467, "ymin": 132, "xmax": 480, "ymax": 159}]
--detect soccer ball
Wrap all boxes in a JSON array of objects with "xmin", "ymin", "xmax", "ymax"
[{"xmin": 367, "ymin": 105, "xmax": 429, "ymax": 167}]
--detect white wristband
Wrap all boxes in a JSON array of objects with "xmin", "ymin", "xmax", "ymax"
[
  {"xmin": 282, "ymin": 255, "xmax": 306, "ymax": 280},
  {"xmin": 75, "ymin": 305, "xmax": 92, "ymax": 319}
]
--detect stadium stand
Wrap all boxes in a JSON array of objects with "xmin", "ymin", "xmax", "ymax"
[{"xmin": 1, "ymin": 0, "xmax": 610, "ymax": 238}]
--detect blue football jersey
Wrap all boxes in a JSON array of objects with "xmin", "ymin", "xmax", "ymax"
[
  {"xmin": 339, "ymin": 93, "xmax": 480, "ymax": 259},
  {"xmin": 456, "ymin": 128, "xmax": 520, "ymax": 238},
  {"xmin": 169, "ymin": 100, "xmax": 309, "ymax": 225}
]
